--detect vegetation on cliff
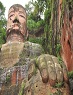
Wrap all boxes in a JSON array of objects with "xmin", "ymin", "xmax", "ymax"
[{"xmin": 0, "ymin": 2, "xmax": 6, "ymax": 46}]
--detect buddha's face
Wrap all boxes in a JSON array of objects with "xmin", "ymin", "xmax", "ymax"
[{"xmin": 7, "ymin": 6, "xmax": 27, "ymax": 41}]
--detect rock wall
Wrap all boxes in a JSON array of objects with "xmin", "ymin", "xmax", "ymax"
[{"xmin": 60, "ymin": 1, "xmax": 73, "ymax": 71}]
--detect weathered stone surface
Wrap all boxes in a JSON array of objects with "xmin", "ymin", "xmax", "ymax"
[
  {"xmin": 0, "ymin": 84, "xmax": 20, "ymax": 95},
  {"xmin": 0, "ymin": 69, "xmax": 70, "ymax": 95},
  {"xmin": 6, "ymin": 4, "xmax": 27, "ymax": 42},
  {"xmin": 0, "ymin": 42, "xmax": 24, "ymax": 68},
  {"xmin": 0, "ymin": 42, "xmax": 71, "ymax": 95},
  {"xmin": 0, "ymin": 41, "xmax": 43, "ymax": 89},
  {"xmin": 60, "ymin": 0, "xmax": 73, "ymax": 71},
  {"xmin": 24, "ymin": 70, "xmax": 70, "ymax": 95}
]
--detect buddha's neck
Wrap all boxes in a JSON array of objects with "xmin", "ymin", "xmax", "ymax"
[{"xmin": 6, "ymin": 32, "xmax": 24, "ymax": 42}]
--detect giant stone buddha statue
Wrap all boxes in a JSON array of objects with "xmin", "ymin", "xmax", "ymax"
[{"xmin": 0, "ymin": 4, "xmax": 70, "ymax": 95}]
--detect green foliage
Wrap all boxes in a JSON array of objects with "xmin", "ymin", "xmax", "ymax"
[
  {"xmin": 54, "ymin": 82, "xmax": 64, "ymax": 88},
  {"xmin": 68, "ymin": 71, "xmax": 73, "ymax": 79},
  {"xmin": 50, "ymin": 89, "xmax": 62, "ymax": 95},
  {"xmin": 56, "ymin": 44, "xmax": 61, "ymax": 56},
  {"xmin": 44, "ymin": 9, "xmax": 51, "ymax": 23},
  {"xmin": 26, "ymin": 0, "xmax": 45, "ymax": 29},
  {"xmin": 0, "ymin": 1, "xmax": 5, "ymax": 16},
  {"xmin": 25, "ymin": 1, "xmax": 33, "ymax": 15},
  {"xmin": 26, "ymin": 0, "xmax": 71, "ymax": 56},
  {"xmin": 57, "ymin": 56, "xmax": 63, "ymax": 65},
  {"xmin": 36, "ymin": 19, "xmax": 44, "ymax": 28},
  {"xmin": 0, "ymin": 29, "xmax": 6, "ymax": 44},
  {"xmin": 26, "ymin": 0, "xmax": 52, "ymax": 54},
  {"xmin": 0, "ymin": 2, "xmax": 6, "ymax": 45},
  {"xmin": 33, "ymin": 67, "xmax": 37, "ymax": 75},
  {"xmin": 29, "ymin": 37, "xmax": 43, "ymax": 45},
  {"xmin": 5, "ymin": 74, "xmax": 11, "ymax": 86},
  {"xmin": 27, "ymin": 19, "xmax": 37, "ymax": 31},
  {"xmin": 18, "ymin": 80, "xmax": 26, "ymax": 95},
  {"xmin": 6, "ymin": 75, "xmax": 11, "ymax": 82},
  {"xmin": 27, "ymin": 19, "xmax": 44, "ymax": 34}
]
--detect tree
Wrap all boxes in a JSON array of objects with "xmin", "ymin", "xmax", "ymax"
[
  {"xmin": 0, "ymin": 1, "xmax": 6, "ymax": 46},
  {"xmin": 25, "ymin": 0, "xmax": 52, "ymax": 54}
]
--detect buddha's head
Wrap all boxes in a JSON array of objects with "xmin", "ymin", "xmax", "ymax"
[{"xmin": 6, "ymin": 4, "xmax": 27, "ymax": 42}]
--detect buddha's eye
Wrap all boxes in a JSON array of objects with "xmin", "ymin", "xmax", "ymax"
[
  {"xmin": 9, "ymin": 14, "xmax": 14, "ymax": 18},
  {"xmin": 19, "ymin": 15, "xmax": 25, "ymax": 19}
]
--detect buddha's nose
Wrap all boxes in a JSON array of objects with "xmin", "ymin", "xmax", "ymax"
[{"xmin": 13, "ymin": 17, "xmax": 19, "ymax": 23}]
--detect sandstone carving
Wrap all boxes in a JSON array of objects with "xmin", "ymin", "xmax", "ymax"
[{"xmin": 0, "ymin": 4, "xmax": 71, "ymax": 95}]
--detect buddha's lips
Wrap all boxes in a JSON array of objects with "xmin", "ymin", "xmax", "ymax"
[
  {"xmin": 6, "ymin": 23, "xmax": 26, "ymax": 39},
  {"xmin": 7, "ymin": 24, "xmax": 21, "ymax": 33},
  {"xmin": 12, "ymin": 23, "xmax": 21, "ymax": 29},
  {"xmin": 7, "ymin": 23, "xmax": 22, "ymax": 32},
  {"xmin": 6, "ymin": 29, "xmax": 24, "ymax": 38},
  {"xmin": 12, "ymin": 24, "xmax": 20, "ymax": 29}
]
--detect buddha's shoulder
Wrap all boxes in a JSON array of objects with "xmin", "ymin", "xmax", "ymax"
[
  {"xmin": 24, "ymin": 41, "xmax": 44, "ymax": 55},
  {"xmin": 24, "ymin": 41, "xmax": 43, "ymax": 50}
]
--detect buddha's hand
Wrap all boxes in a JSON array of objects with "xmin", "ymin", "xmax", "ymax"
[{"xmin": 36, "ymin": 54, "xmax": 68, "ymax": 86}]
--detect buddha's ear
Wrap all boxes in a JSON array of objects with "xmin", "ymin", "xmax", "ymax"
[
  {"xmin": 24, "ymin": 30, "xmax": 29, "ymax": 41},
  {"xmin": 26, "ymin": 30, "xmax": 29, "ymax": 40}
]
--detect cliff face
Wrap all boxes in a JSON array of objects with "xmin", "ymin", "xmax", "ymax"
[
  {"xmin": 51, "ymin": 0, "xmax": 73, "ymax": 71},
  {"xmin": 0, "ymin": 42, "xmax": 70, "ymax": 95},
  {"xmin": 60, "ymin": 2, "xmax": 73, "ymax": 71}
]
